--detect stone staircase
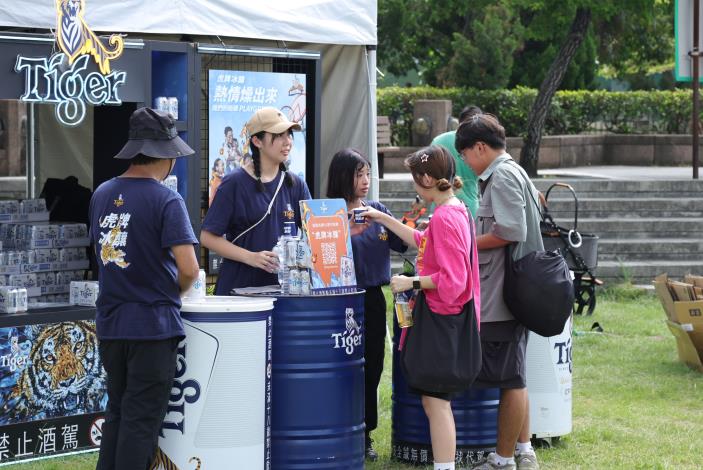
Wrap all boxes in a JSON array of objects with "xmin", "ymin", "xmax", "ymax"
[{"xmin": 379, "ymin": 177, "xmax": 703, "ymax": 284}]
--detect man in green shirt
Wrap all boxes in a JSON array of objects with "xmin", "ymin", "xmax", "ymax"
[{"xmin": 430, "ymin": 105, "xmax": 482, "ymax": 217}]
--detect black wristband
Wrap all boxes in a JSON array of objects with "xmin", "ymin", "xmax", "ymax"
[{"xmin": 413, "ymin": 277, "xmax": 421, "ymax": 290}]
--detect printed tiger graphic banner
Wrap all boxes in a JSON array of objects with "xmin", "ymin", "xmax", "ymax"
[{"xmin": 0, "ymin": 321, "xmax": 107, "ymax": 426}]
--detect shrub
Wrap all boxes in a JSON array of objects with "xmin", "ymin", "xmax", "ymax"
[{"xmin": 377, "ymin": 87, "xmax": 697, "ymax": 146}]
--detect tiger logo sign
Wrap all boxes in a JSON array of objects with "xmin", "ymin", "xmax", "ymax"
[{"xmin": 55, "ymin": 0, "xmax": 124, "ymax": 75}]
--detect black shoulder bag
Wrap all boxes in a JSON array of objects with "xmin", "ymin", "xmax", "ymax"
[
  {"xmin": 400, "ymin": 212, "xmax": 482, "ymax": 394},
  {"xmin": 503, "ymin": 164, "xmax": 574, "ymax": 337}
]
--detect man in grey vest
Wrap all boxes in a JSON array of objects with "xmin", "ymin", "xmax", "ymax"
[{"xmin": 455, "ymin": 114, "xmax": 543, "ymax": 470}]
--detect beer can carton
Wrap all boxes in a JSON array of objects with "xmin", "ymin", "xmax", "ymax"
[
  {"xmin": 7, "ymin": 252, "xmax": 22, "ymax": 266},
  {"xmin": 56, "ymin": 271, "xmax": 70, "ymax": 286},
  {"xmin": 0, "ymin": 287, "xmax": 18, "ymax": 314},
  {"xmin": 154, "ymin": 96, "xmax": 169, "ymax": 113},
  {"xmin": 162, "ymin": 175, "xmax": 178, "ymax": 192},
  {"xmin": 70, "ymin": 281, "xmax": 99, "ymax": 306},
  {"xmin": 35, "ymin": 249, "xmax": 51, "ymax": 263},
  {"xmin": 0, "ymin": 200, "xmax": 19, "ymax": 215},
  {"xmin": 288, "ymin": 268, "xmax": 301, "ymax": 295},
  {"xmin": 23, "ymin": 250, "xmax": 35, "ymax": 264},
  {"xmin": 35, "ymin": 273, "xmax": 46, "ymax": 287},
  {"xmin": 60, "ymin": 223, "xmax": 88, "ymax": 239},
  {"xmin": 168, "ymin": 97, "xmax": 179, "ymax": 120},
  {"xmin": 15, "ymin": 288, "xmax": 28, "ymax": 312},
  {"xmin": 0, "ymin": 275, "xmax": 6, "ymax": 286},
  {"xmin": 49, "ymin": 249, "xmax": 60, "ymax": 263},
  {"xmin": 9, "ymin": 274, "xmax": 37, "ymax": 288},
  {"xmin": 44, "ymin": 272, "xmax": 56, "ymax": 286}
]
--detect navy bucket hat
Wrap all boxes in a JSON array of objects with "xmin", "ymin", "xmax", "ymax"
[{"xmin": 114, "ymin": 107, "xmax": 195, "ymax": 160}]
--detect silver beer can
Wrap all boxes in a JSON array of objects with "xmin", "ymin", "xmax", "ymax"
[
  {"xmin": 288, "ymin": 268, "xmax": 301, "ymax": 295},
  {"xmin": 300, "ymin": 269, "xmax": 310, "ymax": 295},
  {"xmin": 285, "ymin": 238, "xmax": 298, "ymax": 267},
  {"xmin": 168, "ymin": 97, "xmax": 179, "ymax": 120}
]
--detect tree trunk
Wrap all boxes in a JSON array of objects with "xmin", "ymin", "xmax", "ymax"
[{"xmin": 519, "ymin": 7, "xmax": 592, "ymax": 176}]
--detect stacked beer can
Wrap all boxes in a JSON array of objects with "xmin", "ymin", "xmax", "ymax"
[{"xmin": 273, "ymin": 235, "xmax": 312, "ymax": 296}]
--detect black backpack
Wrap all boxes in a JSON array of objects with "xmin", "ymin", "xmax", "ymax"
[{"xmin": 502, "ymin": 164, "xmax": 574, "ymax": 337}]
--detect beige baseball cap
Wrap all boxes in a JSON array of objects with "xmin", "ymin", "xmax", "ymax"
[{"xmin": 246, "ymin": 107, "xmax": 302, "ymax": 136}]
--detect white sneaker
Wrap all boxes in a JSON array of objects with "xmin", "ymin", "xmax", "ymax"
[
  {"xmin": 514, "ymin": 450, "xmax": 540, "ymax": 470},
  {"xmin": 471, "ymin": 452, "xmax": 516, "ymax": 470}
]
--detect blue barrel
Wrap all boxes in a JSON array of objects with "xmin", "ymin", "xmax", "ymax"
[
  {"xmin": 391, "ymin": 317, "xmax": 499, "ymax": 467},
  {"xmin": 271, "ymin": 292, "xmax": 365, "ymax": 469}
]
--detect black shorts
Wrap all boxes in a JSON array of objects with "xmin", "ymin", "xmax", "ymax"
[
  {"xmin": 472, "ymin": 320, "xmax": 528, "ymax": 389},
  {"xmin": 408, "ymin": 386, "xmax": 456, "ymax": 402}
]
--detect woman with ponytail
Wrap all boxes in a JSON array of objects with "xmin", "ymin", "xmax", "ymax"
[
  {"xmin": 201, "ymin": 107, "xmax": 311, "ymax": 295},
  {"xmin": 360, "ymin": 145, "xmax": 480, "ymax": 470}
]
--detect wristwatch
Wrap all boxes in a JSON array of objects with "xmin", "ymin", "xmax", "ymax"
[{"xmin": 412, "ymin": 276, "xmax": 421, "ymax": 290}]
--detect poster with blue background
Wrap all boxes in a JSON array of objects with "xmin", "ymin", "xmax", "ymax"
[
  {"xmin": 0, "ymin": 321, "xmax": 107, "ymax": 427},
  {"xmin": 208, "ymin": 70, "xmax": 307, "ymax": 207}
]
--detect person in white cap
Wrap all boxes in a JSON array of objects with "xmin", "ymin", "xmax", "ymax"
[{"xmin": 200, "ymin": 107, "xmax": 311, "ymax": 295}]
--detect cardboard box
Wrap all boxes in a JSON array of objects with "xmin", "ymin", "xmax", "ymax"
[
  {"xmin": 655, "ymin": 274, "xmax": 703, "ymax": 372},
  {"xmin": 666, "ymin": 320, "xmax": 703, "ymax": 372}
]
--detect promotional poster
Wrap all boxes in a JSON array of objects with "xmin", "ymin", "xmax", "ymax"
[
  {"xmin": 299, "ymin": 199, "xmax": 357, "ymax": 294},
  {"xmin": 0, "ymin": 320, "xmax": 107, "ymax": 463},
  {"xmin": 207, "ymin": 70, "xmax": 307, "ymax": 207}
]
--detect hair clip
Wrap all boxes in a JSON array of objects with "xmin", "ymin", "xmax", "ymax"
[
  {"xmin": 471, "ymin": 113, "xmax": 481, "ymax": 123},
  {"xmin": 420, "ymin": 153, "xmax": 430, "ymax": 163}
]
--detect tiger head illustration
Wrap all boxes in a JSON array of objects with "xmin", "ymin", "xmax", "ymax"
[
  {"xmin": 3, "ymin": 321, "xmax": 106, "ymax": 421},
  {"xmin": 55, "ymin": 0, "xmax": 124, "ymax": 74}
]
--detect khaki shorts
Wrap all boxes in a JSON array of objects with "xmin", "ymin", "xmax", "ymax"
[{"xmin": 472, "ymin": 320, "xmax": 528, "ymax": 389}]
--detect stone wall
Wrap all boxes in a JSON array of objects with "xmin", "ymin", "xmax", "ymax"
[{"xmin": 381, "ymin": 134, "xmax": 701, "ymax": 172}]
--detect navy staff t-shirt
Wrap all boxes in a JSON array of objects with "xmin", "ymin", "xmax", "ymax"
[
  {"xmin": 351, "ymin": 200, "xmax": 407, "ymax": 288},
  {"xmin": 202, "ymin": 168, "xmax": 311, "ymax": 295},
  {"xmin": 89, "ymin": 177, "xmax": 198, "ymax": 340}
]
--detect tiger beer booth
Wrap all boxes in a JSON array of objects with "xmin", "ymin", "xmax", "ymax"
[{"xmin": 0, "ymin": 0, "xmax": 378, "ymax": 466}]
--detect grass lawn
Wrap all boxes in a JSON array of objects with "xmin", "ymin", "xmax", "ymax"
[{"xmin": 9, "ymin": 285, "xmax": 702, "ymax": 469}]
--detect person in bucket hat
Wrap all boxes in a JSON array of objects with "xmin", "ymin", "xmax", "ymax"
[
  {"xmin": 90, "ymin": 107, "xmax": 200, "ymax": 470},
  {"xmin": 200, "ymin": 106, "xmax": 311, "ymax": 295}
]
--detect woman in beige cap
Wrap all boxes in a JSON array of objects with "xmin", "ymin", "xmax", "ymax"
[{"xmin": 200, "ymin": 107, "xmax": 311, "ymax": 295}]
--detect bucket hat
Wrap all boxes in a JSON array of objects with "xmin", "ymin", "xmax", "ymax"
[
  {"xmin": 245, "ymin": 107, "xmax": 302, "ymax": 137},
  {"xmin": 114, "ymin": 107, "xmax": 195, "ymax": 160}
]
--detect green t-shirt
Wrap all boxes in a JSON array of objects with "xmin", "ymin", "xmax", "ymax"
[{"xmin": 430, "ymin": 131, "xmax": 479, "ymax": 217}]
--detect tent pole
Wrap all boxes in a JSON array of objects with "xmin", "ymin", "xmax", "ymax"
[{"xmin": 366, "ymin": 45, "xmax": 379, "ymax": 200}]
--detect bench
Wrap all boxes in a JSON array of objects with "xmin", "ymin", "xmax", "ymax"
[{"xmin": 377, "ymin": 116, "xmax": 399, "ymax": 178}]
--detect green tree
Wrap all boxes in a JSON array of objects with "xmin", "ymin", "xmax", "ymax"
[
  {"xmin": 378, "ymin": 0, "xmax": 524, "ymax": 88},
  {"xmin": 516, "ymin": 0, "xmax": 662, "ymax": 176}
]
